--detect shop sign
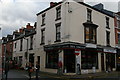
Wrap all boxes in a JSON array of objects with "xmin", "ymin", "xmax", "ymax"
[
  {"xmin": 86, "ymin": 43, "xmax": 97, "ymax": 48},
  {"xmin": 104, "ymin": 49, "xmax": 116, "ymax": 53}
]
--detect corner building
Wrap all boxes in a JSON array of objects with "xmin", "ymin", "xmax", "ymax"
[{"xmin": 35, "ymin": 0, "xmax": 116, "ymax": 74}]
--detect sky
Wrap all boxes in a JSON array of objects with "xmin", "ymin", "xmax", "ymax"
[{"xmin": 0, "ymin": 0, "xmax": 120, "ymax": 38}]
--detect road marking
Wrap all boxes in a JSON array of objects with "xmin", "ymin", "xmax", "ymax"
[
  {"xmin": 24, "ymin": 75, "xmax": 41, "ymax": 78},
  {"xmin": 24, "ymin": 75, "xmax": 29, "ymax": 78}
]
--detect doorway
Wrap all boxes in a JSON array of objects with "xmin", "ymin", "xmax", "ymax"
[
  {"xmin": 101, "ymin": 53, "xmax": 104, "ymax": 71},
  {"xmin": 64, "ymin": 49, "xmax": 75, "ymax": 73},
  {"xmin": 37, "ymin": 56, "xmax": 40, "ymax": 65},
  {"xmin": 29, "ymin": 54, "xmax": 34, "ymax": 66}
]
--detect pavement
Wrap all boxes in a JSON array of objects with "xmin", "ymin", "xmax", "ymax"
[{"xmin": 4, "ymin": 69, "xmax": 120, "ymax": 80}]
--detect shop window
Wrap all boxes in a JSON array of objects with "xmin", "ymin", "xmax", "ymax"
[
  {"xmin": 46, "ymin": 50, "xmax": 58, "ymax": 69},
  {"xmin": 106, "ymin": 53, "xmax": 115, "ymax": 69},
  {"xmin": 81, "ymin": 50, "xmax": 98, "ymax": 69}
]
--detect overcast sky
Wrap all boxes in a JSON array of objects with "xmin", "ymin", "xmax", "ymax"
[{"xmin": 0, "ymin": 0, "xmax": 119, "ymax": 38}]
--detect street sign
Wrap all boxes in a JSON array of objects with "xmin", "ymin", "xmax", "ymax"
[{"xmin": 75, "ymin": 49, "xmax": 80, "ymax": 55}]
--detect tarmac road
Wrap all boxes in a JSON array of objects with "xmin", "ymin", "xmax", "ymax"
[{"xmin": 1, "ymin": 69, "xmax": 120, "ymax": 80}]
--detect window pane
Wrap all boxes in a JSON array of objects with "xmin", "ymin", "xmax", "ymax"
[{"xmin": 85, "ymin": 27, "xmax": 90, "ymax": 42}]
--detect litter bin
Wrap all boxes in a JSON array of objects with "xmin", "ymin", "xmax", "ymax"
[{"xmin": 92, "ymin": 66, "xmax": 96, "ymax": 73}]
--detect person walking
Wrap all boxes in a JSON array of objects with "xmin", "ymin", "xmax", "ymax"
[
  {"xmin": 28, "ymin": 62, "xmax": 33, "ymax": 80},
  {"xmin": 35, "ymin": 61, "xmax": 40, "ymax": 80},
  {"xmin": 58, "ymin": 60, "xmax": 62, "ymax": 75}
]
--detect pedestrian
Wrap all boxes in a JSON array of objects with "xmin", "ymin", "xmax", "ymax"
[
  {"xmin": 28, "ymin": 62, "xmax": 33, "ymax": 80},
  {"xmin": 5, "ymin": 61, "xmax": 9, "ymax": 80},
  {"xmin": 35, "ymin": 61, "xmax": 40, "ymax": 80},
  {"xmin": 57, "ymin": 61, "xmax": 62, "ymax": 75}
]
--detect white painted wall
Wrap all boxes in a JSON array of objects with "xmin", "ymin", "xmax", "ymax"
[
  {"xmin": 0, "ymin": 39, "xmax": 2, "ymax": 63},
  {"xmin": 36, "ymin": 1, "xmax": 115, "ymax": 49}
]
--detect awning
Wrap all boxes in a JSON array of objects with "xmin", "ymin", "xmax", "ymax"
[
  {"xmin": 44, "ymin": 42, "xmax": 85, "ymax": 51},
  {"xmin": 44, "ymin": 42, "xmax": 116, "ymax": 54}
]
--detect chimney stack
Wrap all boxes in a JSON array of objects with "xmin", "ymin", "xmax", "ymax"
[
  {"xmin": 50, "ymin": 2, "xmax": 57, "ymax": 7},
  {"xmin": 26, "ymin": 23, "xmax": 33, "ymax": 29},
  {"xmin": 19, "ymin": 28, "xmax": 23, "ymax": 33}
]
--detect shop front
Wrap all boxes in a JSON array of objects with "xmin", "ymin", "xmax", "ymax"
[
  {"xmin": 44, "ymin": 42, "xmax": 104, "ymax": 74},
  {"xmin": 104, "ymin": 48, "xmax": 116, "ymax": 71},
  {"xmin": 44, "ymin": 42, "xmax": 117, "ymax": 74}
]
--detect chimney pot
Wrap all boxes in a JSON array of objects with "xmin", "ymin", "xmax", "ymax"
[
  {"xmin": 26, "ymin": 23, "xmax": 33, "ymax": 29},
  {"xmin": 50, "ymin": 2, "xmax": 57, "ymax": 7}
]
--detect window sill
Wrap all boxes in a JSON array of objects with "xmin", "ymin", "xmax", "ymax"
[
  {"xmin": 106, "ymin": 27, "xmax": 110, "ymax": 29},
  {"xmin": 55, "ymin": 18, "xmax": 61, "ymax": 21},
  {"xmin": 41, "ymin": 24, "xmax": 45, "ymax": 26},
  {"xmin": 87, "ymin": 20, "xmax": 93, "ymax": 23},
  {"xmin": 29, "ymin": 48, "xmax": 33, "ymax": 50},
  {"xmin": 54, "ymin": 40, "xmax": 61, "ymax": 43},
  {"xmin": 106, "ymin": 44, "xmax": 111, "ymax": 47},
  {"xmin": 40, "ymin": 43, "xmax": 45, "ymax": 45},
  {"xmin": 45, "ymin": 66, "xmax": 58, "ymax": 69}
]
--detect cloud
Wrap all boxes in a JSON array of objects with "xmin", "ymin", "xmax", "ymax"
[
  {"xmin": 0, "ymin": 0, "xmax": 119, "ymax": 37},
  {"xmin": 0, "ymin": 1, "xmax": 49, "ymax": 37}
]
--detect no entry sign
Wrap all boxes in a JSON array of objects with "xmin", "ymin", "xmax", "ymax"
[{"xmin": 75, "ymin": 49, "xmax": 80, "ymax": 55}]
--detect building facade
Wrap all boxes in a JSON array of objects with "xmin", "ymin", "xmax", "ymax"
[
  {"xmin": 0, "ymin": 39, "xmax": 2, "ymax": 64},
  {"xmin": 34, "ymin": 0, "xmax": 116, "ymax": 74},
  {"xmin": 2, "ymin": 0, "xmax": 117, "ymax": 75},
  {"xmin": 12, "ymin": 23, "xmax": 36, "ymax": 68},
  {"xmin": 118, "ymin": 1, "xmax": 120, "ymax": 12},
  {"xmin": 115, "ymin": 12, "xmax": 120, "ymax": 70},
  {"xmin": 2, "ymin": 35, "xmax": 13, "ymax": 62}
]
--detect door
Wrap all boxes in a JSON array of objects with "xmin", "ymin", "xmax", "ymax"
[
  {"xmin": 37, "ymin": 56, "xmax": 40, "ymax": 65},
  {"xmin": 101, "ymin": 53, "xmax": 104, "ymax": 71},
  {"xmin": 29, "ymin": 54, "xmax": 34, "ymax": 66},
  {"xmin": 64, "ymin": 49, "xmax": 75, "ymax": 73}
]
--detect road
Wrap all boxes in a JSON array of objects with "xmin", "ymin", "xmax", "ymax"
[
  {"xmin": 0, "ymin": 69, "xmax": 120, "ymax": 80},
  {"xmin": 0, "ymin": 64, "xmax": 2, "ymax": 80},
  {"xmin": 93, "ymin": 72, "xmax": 120, "ymax": 80}
]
